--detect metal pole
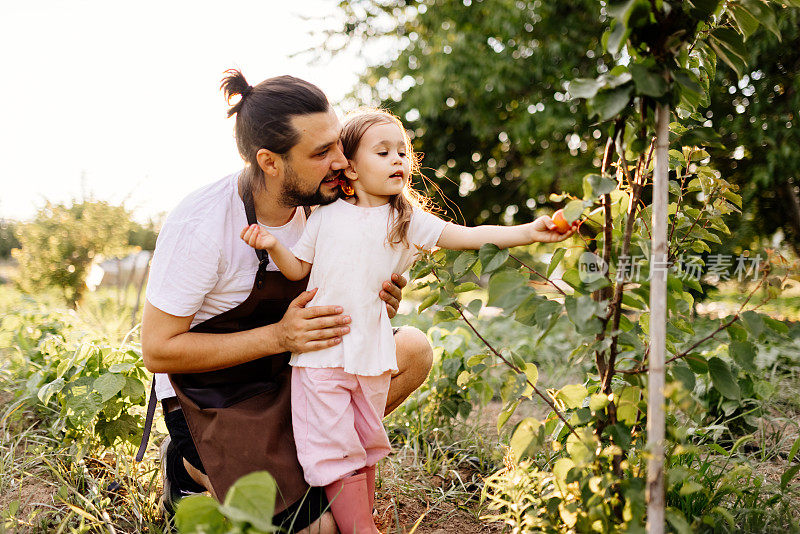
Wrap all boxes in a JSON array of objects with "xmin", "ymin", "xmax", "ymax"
[{"xmin": 647, "ymin": 102, "xmax": 669, "ymax": 534}]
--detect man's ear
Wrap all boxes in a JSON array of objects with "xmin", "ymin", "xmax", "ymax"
[
  {"xmin": 343, "ymin": 161, "xmax": 358, "ymax": 180},
  {"xmin": 256, "ymin": 148, "xmax": 282, "ymax": 178}
]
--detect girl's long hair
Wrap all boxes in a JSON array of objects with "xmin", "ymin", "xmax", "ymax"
[{"xmin": 340, "ymin": 109, "xmax": 432, "ymax": 247}]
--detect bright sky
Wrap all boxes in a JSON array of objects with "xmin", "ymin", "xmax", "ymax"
[{"xmin": 0, "ymin": 1, "xmax": 377, "ymax": 222}]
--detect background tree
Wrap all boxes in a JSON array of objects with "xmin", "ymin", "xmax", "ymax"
[
  {"xmin": 0, "ymin": 219, "xmax": 20, "ymax": 260},
  {"xmin": 329, "ymin": 0, "xmax": 800, "ymax": 257},
  {"xmin": 332, "ymin": 0, "xmax": 604, "ymax": 224},
  {"xmin": 13, "ymin": 200, "xmax": 135, "ymax": 306},
  {"xmin": 706, "ymin": 7, "xmax": 800, "ymax": 257}
]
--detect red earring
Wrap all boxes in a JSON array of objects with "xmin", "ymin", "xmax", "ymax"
[{"xmin": 340, "ymin": 179, "xmax": 355, "ymax": 196}]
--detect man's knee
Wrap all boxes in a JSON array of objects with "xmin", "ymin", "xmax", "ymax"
[
  {"xmin": 386, "ymin": 326, "xmax": 433, "ymax": 415},
  {"xmin": 296, "ymin": 511, "xmax": 337, "ymax": 534},
  {"xmin": 396, "ymin": 326, "xmax": 433, "ymax": 386}
]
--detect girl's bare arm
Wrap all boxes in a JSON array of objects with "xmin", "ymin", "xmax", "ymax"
[
  {"xmin": 240, "ymin": 224, "xmax": 312, "ymax": 280},
  {"xmin": 437, "ymin": 215, "xmax": 577, "ymax": 250}
]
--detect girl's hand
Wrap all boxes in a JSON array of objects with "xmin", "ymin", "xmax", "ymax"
[
  {"xmin": 528, "ymin": 216, "xmax": 579, "ymax": 243},
  {"xmin": 240, "ymin": 224, "xmax": 278, "ymax": 250},
  {"xmin": 380, "ymin": 273, "xmax": 406, "ymax": 319}
]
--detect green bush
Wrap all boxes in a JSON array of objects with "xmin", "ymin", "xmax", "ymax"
[{"xmin": 12, "ymin": 200, "xmax": 135, "ymax": 306}]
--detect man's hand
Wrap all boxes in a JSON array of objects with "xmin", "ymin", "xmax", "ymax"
[
  {"xmin": 241, "ymin": 224, "xmax": 278, "ymax": 250},
  {"xmin": 277, "ymin": 288, "xmax": 352, "ymax": 354},
  {"xmin": 380, "ymin": 273, "xmax": 406, "ymax": 319}
]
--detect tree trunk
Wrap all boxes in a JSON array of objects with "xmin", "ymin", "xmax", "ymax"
[{"xmin": 647, "ymin": 103, "xmax": 669, "ymax": 534}]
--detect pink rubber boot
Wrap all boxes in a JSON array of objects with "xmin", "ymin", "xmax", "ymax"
[
  {"xmin": 324, "ymin": 473, "xmax": 380, "ymax": 534},
  {"xmin": 358, "ymin": 464, "xmax": 377, "ymax": 511}
]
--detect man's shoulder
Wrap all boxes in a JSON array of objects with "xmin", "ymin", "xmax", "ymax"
[{"xmin": 165, "ymin": 172, "xmax": 241, "ymax": 229}]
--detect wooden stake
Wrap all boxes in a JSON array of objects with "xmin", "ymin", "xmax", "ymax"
[{"xmin": 647, "ymin": 102, "xmax": 669, "ymax": 534}]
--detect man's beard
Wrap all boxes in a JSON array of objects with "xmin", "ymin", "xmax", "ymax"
[{"xmin": 279, "ymin": 160, "xmax": 340, "ymax": 208}]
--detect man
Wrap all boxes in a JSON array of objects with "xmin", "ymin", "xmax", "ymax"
[{"xmin": 141, "ymin": 71, "xmax": 432, "ymax": 534}]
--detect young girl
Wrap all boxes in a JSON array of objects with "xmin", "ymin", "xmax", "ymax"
[{"xmin": 240, "ymin": 109, "xmax": 576, "ymax": 533}]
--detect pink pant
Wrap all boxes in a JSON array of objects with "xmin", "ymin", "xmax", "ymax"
[{"xmin": 291, "ymin": 367, "xmax": 392, "ymax": 487}]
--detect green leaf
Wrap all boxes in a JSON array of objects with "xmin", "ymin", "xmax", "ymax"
[
  {"xmin": 741, "ymin": 311, "xmax": 764, "ymax": 338},
  {"xmin": 561, "ymin": 269, "xmax": 583, "ymax": 291},
  {"xmin": 589, "ymin": 392, "xmax": 610, "ymax": 412},
  {"xmin": 453, "ymin": 250, "xmax": 478, "ymax": 277},
  {"xmin": 175, "ymin": 495, "xmax": 229, "ymax": 534},
  {"xmin": 38, "ymin": 378, "xmax": 65, "ymax": 405},
  {"xmin": 665, "ymin": 508, "xmax": 692, "ymax": 534},
  {"xmin": 688, "ymin": 0, "xmax": 721, "ymax": 19},
  {"xmin": 454, "ymin": 282, "xmax": 480, "ymax": 293},
  {"xmin": 121, "ymin": 377, "xmax": 146, "ymax": 400},
  {"xmin": 604, "ymin": 20, "xmax": 629, "ymax": 55},
  {"xmin": 432, "ymin": 307, "xmax": 460, "ymax": 325},
  {"xmin": 741, "ymin": 0, "xmax": 781, "ymax": 41},
  {"xmin": 607, "ymin": 0, "xmax": 638, "ymax": 22},
  {"xmin": 95, "ymin": 413, "xmax": 140, "ymax": 445},
  {"xmin": 66, "ymin": 391, "xmax": 102, "ymax": 426},
  {"xmin": 674, "ymin": 70, "xmax": 704, "ymax": 99},
  {"xmin": 728, "ymin": 4, "xmax": 760, "ymax": 40},
  {"xmin": 781, "ymin": 464, "xmax": 800, "ymax": 492},
  {"xmin": 510, "ymin": 417, "xmax": 543, "ymax": 462},
  {"xmin": 108, "ymin": 362, "xmax": 135, "ymax": 373},
  {"xmin": 417, "ymin": 293, "xmax": 438, "ymax": 313},
  {"xmin": 606, "ymin": 423, "xmax": 631, "ymax": 449},
  {"xmin": 671, "ymin": 363, "xmax": 696, "ymax": 392},
  {"xmin": 556, "ymin": 384, "xmax": 588, "ymax": 409},
  {"xmin": 788, "ymin": 436, "xmax": 800, "ymax": 463},
  {"xmin": 712, "ymin": 28, "xmax": 749, "ymax": 62},
  {"xmin": 675, "ymin": 126, "xmax": 723, "ymax": 148},
  {"xmin": 534, "ymin": 299, "xmax": 562, "ymax": 331},
  {"xmin": 629, "ymin": 62, "xmax": 667, "ymax": 97},
  {"xmin": 590, "ymin": 84, "xmax": 633, "ymax": 121},
  {"xmin": 566, "ymin": 427, "xmax": 595, "ymax": 466},
  {"xmin": 563, "ymin": 200, "xmax": 585, "ymax": 222},
  {"xmin": 729, "ymin": 342, "xmax": 757, "ymax": 373},
  {"xmin": 466, "ymin": 298, "xmax": 482, "ymax": 316},
  {"xmin": 488, "ymin": 269, "xmax": 534, "ymax": 311},
  {"xmin": 521, "ymin": 362, "xmax": 539, "ymax": 397},
  {"xmin": 456, "ymin": 370, "xmax": 471, "ymax": 387},
  {"xmin": 582, "ymin": 174, "xmax": 617, "ymax": 201},
  {"xmin": 707, "ymin": 40, "xmax": 745, "ymax": 79},
  {"xmin": 220, "ymin": 471, "xmax": 279, "ymax": 531},
  {"xmin": 617, "ymin": 386, "xmax": 642, "ymax": 425},
  {"xmin": 708, "ymin": 357, "xmax": 740, "ymax": 400},
  {"xmin": 497, "ymin": 399, "xmax": 521, "ymax": 432},
  {"xmin": 547, "ymin": 248, "xmax": 566, "ymax": 278},
  {"xmin": 566, "ymin": 78, "xmax": 604, "ymax": 99},
  {"xmin": 93, "ymin": 373, "xmax": 127, "ymax": 403},
  {"xmin": 679, "ymin": 480, "xmax": 705, "ymax": 496},
  {"xmin": 478, "ymin": 243, "xmax": 509, "ymax": 274}
]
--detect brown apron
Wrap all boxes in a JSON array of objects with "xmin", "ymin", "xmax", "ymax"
[{"xmin": 166, "ymin": 188, "xmax": 310, "ymax": 512}]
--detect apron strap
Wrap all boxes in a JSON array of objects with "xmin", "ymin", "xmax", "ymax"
[
  {"xmin": 135, "ymin": 379, "xmax": 158, "ymax": 462},
  {"xmin": 134, "ymin": 181, "xmax": 315, "ymax": 461},
  {"xmin": 243, "ymin": 184, "xmax": 272, "ymax": 288}
]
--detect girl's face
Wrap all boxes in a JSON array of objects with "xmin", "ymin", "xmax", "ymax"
[{"xmin": 345, "ymin": 122, "xmax": 411, "ymax": 206}]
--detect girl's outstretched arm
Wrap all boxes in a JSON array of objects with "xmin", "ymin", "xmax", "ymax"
[
  {"xmin": 240, "ymin": 224, "xmax": 312, "ymax": 280},
  {"xmin": 437, "ymin": 215, "xmax": 577, "ymax": 250}
]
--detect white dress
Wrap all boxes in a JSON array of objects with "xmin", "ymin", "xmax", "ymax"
[{"xmin": 290, "ymin": 199, "xmax": 447, "ymax": 375}]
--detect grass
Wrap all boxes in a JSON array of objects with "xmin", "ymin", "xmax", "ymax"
[{"xmin": 2, "ymin": 278, "xmax": 800, "ymax": 532}]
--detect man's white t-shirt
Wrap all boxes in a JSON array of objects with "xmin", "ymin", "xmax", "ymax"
[
  {"xmin": 289, "ymin": 199, "xmax": 447, "ymax": 375},
  {"xmin": 146, "ymin": 172, "xmax": 306, "ymax": 400}
]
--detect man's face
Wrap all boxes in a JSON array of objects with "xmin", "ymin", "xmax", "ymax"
[{"xmin": 277, "ymin": 109, "xmax": 347, "ymax": 207}]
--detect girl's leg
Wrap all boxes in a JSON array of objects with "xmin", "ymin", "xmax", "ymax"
[
  {"xmin": 292, "ymin": 367, "xmax": 380, "ymax": 533},
  {"xmin": 352, "ymin": 372, "xmax": 393, "ymax": 514},
  {"xmin": 291, "ymin": 367, "xmax": 366, "ymax": 486}
]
